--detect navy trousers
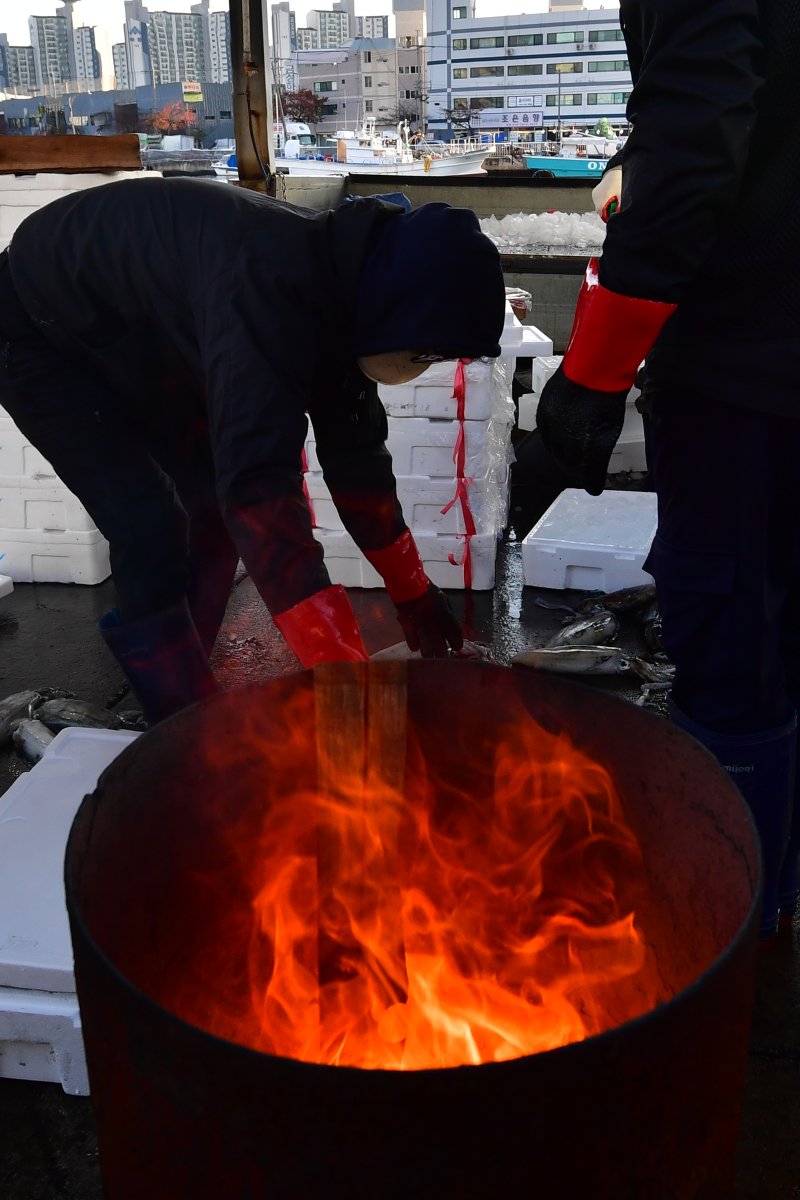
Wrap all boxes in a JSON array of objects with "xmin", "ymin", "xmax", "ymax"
[
  {"xmin": 0, "ymin": 255, "xmax": 238, "ymax": 653},
  {"xmin": 644, "ymin": 389, "xmax": 800, "ymax": 734}
]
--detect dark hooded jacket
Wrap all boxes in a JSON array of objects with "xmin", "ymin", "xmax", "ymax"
[
  {"xmin": 6, "ymin": 178, "xmax": 504, "ymax": 614},
  {"xmin": 600, "ymin": 0, "xmax": 799, "ymax": 411}
]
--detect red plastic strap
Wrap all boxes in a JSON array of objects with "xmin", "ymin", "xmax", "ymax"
[
  {"xmin": 562, "ymin": 258, "xmax": 677, "ymax": 392},
  {"xmin": 441, "ymin": 358, "xmax": 475, "ymax": 589},
  {"xmin": 301, "ymin": 448, "xmax": 316, "ymax": 528},
  {"xmin": 363, "ymin": 529, "xmax": 428, "ymax": 604}
]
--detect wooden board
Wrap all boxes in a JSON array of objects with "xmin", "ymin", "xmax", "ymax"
[{"xmin": 0, "ymin": 135, "xmax": 142, "ymax": 175}]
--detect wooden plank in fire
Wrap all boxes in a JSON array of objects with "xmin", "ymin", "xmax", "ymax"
[{"xmin": 313, "ymin": 661, "xmax": 409, "ymax": 1058}]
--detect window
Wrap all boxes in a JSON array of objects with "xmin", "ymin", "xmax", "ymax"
[
  {"xmin": 589, "ymin": 28, "xmax": 624, "ymax": 42},
  {"xmin": 314, "ymin": 80, "xmax": 337, "ymax": 92},
  {"xmin": 452, "ymin": 38, "xmax": 467, "ymax": 50},
  {"xmin": 546, "ymin": 31, "xmax": 583, "ymax": 44},
  {"xmin": 508, "ymin": 33, "xmax": 543, "ymax": 47},
  {"xmin": 470, "ymin": 36, "xmax": 504, "ymax": 49},
  {"xmin": 322, "ymin": 103, "xmax": 337, "ymax": 115},
  {"xmin": 508, "ymin": 64, "xmax": 542, "ymax": 76},
  {"xmin": 546, "ymin": 62, "xmax": 581, "ymax": 73},
  {"xmin": 469, "ymin": 96, "xmax": 505, "ymax": 109},
  {"xmin": 588, "ymin": 59, "xmax": 629, "ymax": 72},
  {"xmin": 365, "ymin": 99, "xmax": 373, "ymax": 111},
  {"xmin": 403, "ymin": 89, "xmax": 416, "ymax": 100},
  {"xmin": 470, "ymin": 65, "xmax": 504, "ymax": 77},
  {"xmin": 545, "ymin": 93, "xmax": 582, "ymax": 106},
  {"xmin": 452, "ymin": 6, "xmax": 467, "ymax": 18},
  {"xmin": 362, "ymin": 51, "xmax": 372, "ymax": 63},
  {"xmin": 364, "ymin": 75, "xmax": 372, "ymax": 87},
  {"xmin": 587, "ymin": 91, "xmax": 631, "ymax": 104},
  {"xmin": 453, "ymin": 67, "xmax": 467, "ymax": 79}
]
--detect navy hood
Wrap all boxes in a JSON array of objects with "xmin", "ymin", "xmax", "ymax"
[{"xmin": 353, "ymin": 203, "xmax": 505, "ymax": 360}]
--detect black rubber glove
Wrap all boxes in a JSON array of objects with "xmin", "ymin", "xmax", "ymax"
[
  {"xmin": 536, "ymin": 366, "xmax": 628, "ymax": 496},
  {"xmin": 395, "ymin": 583, "xmax": 464, "ymax": 658}
]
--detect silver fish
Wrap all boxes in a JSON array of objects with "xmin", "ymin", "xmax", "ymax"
[
  {"xmin": 545, "ymin": 609, "xmax": 620, "ymax": 649},
  {"xmin": 512, "ymin": 646, "xmax": 632, "ymax": 676},
  {"xmin": 533, "ymin": 597, "xmax": 580, "ymax": 619},
  {"xmin": 578, "ymin": 583, "xmax": 657, "ymax": 615},
  {"xmin": 630, "ymin": 657, "xmax": 676, "ymax": 684},
  {"xmin": 37, "ymin": 698, "xmax": 120, "ymax": 732},
  {"xmin": 12, "ymin": 718, "xmax": 54, "ymax": 763},
  {"xmin": 0, "ymin": 690, "xmax": 42, "ymax": 746}
]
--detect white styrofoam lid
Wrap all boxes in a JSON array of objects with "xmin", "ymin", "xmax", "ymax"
[
  {"xmin": 525, "ymin": 488, "xmax": 658, "ymax": 553},
  {"xmin": 0, "ymin": 726, "xmax": 140, "ymax": 992},
  {"xmin": 0, "ymin": 575, "xmax": 13, "ymax": 599}
]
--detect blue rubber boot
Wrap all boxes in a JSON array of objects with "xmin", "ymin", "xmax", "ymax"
[
  {"xmin": 668, "ymin": 699, "xmax": 797, "ymax": 940},
  {"xmin": 100, "ymin": 599, "xmax": 218, "ymax": 725}
]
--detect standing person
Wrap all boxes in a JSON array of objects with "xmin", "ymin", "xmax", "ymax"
[
  {"xmin": 0, "ymin": 181, "xmax": 505, "ymax": 724},
  {"xmin": 535, "ymin": 0, "xmax": 800, "ymax": 939}
]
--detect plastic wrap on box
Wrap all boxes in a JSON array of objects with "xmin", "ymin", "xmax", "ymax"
[
  {"xmin": 306, "ymin": 414, "xmax": 514, "ymax": 480},
  {"xmin": 522, "ymin": 488, "xmax": 657, "ymax": 592},
  {"xmin": 313, "ymin": 528, "xmax": 498, "ymax": 590},
  {"xmin": 0, "ymin": 527, "xmax": 110, "ymax": 584},
  {"xmin": 378, "ymin": 357, "xmax": 514, "ymax": 421},
  {"xmin": 305, "ymin": 466, "xmax": 510, "ymax": 536}
]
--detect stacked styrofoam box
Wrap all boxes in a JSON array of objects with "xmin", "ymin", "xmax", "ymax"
[
  {"xmin": 517, "ymin": 354, "xmax": 647, "ymax": 474},
  {"xmin": 522, "ymin": 488, "xmax": 657, "ymax": 592},
  {"xmin": 0, "ymin": 403, "xmax": 110, "ymax": 583},
  {"xmin": 0, "ymin": 728, "xmax": 140, "ymax": 1094},
  {"xmin": 0, "ymin": 172, "xmax": 153, "ymax": 583},
  {"xmin": 305, "ymin": 313, "xmax": 554, "ymax": 590}
]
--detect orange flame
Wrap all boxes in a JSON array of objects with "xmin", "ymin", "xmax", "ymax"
[{"xmin": 175, "ymin": 669, "xmax": 667, "ymax": 1072}]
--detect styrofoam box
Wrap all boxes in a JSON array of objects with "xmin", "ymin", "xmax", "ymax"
[
  {"xmin": 522, "ymin": 488, "xmax": 657, "ymax": 592},
  {"xmin": 307, "ymin": 415, "xmax": 512, "ymax": 479},
  {"xmin": 314, "ymin": 528, "xmax": 498, "ymax": 590},
  {"xmin": 378, "ymin": 357, "xmax": 512, "ymax": 421},
  {"xmin": 0, "ymin": 485, "xmax": 99, "ymax": 533},
  {"xmin": 306, "ymin": 468, "xmax": 509, "ymax": 536},
  {"xmin": 516, "ymin": 394, "xmax": 647, "ymax": 472},
  {"xmin": 532, "ymin": 356, "xmax": 563, "ymax": 393},
  {"xmin": 0, "ymin": 424, "xmax": 59, "ymax": 483},
  {"xmin": 0, "ymin": 575, "xmax": 12, "ymax": 599},
  {"xmin": 499, "ymin": 324, "xmax": 554, "ymax": 357},
  {"xmin": 0, "ymin": 527, "xmax": 110, "ymax": 584},
  {"xmin": 0, "ymin": 727, "xmax": 140, "ymax": 1094}
]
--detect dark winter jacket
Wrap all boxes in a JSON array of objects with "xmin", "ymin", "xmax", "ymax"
[
  {"xmin": 601, "ymin": 0, "xmax": 799, "ymax": 411},
  {"xmin": 6, "ymin": 179, "xmax": 503, "ymax": 613}
]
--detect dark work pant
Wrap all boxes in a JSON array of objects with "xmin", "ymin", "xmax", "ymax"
[
  {"xmin": 644, "ymin": 389, "xmax": 800, "ymax": 734},
  {"xmin": 0, "ymin": 313, "xmax": 238, "ymax": 653}
]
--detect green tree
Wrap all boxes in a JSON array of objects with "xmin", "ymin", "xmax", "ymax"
[{"xmin": 594, "ymin": 116, "xmax": 613, "ymax": 138}]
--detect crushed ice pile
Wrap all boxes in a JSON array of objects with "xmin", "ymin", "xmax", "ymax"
[{"xmin": 480, "ymin": 211, "xmax": 607, "ymax": 256}]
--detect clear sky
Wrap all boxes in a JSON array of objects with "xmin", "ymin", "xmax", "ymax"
[{"xmin": 2, "ymin": 1, "xmax": 617, "ymax": 47}]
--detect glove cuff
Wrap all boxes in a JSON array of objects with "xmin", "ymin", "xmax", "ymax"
[
  {"xmin": 273, "ymin": 584, "xmax": 368, "ymax": 667},
  {"xmin": 363, "ymin": 530, "xmax": 429, "ymax": 605},
  {"xmin": 562, "ymin": 258, "xmax": 677, "ymax": 392}
]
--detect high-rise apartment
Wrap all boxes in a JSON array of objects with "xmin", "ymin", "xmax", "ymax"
[
  {"xmin": 112, "ymin": 42, "xmax": 131, "ymax": 89},
  {"xmin": 73, "ymin": 26, "xmax": 101, "ymax": 85},
  {"xmin": 208, "ymin": 9, "xmax": 231, "ymax": 83},
  {"xmin": 271, "ymin": 2, "xmax": 298, "ymax": 91},
  {"xmin": 28, "ymin": 13, "xmax": 72, "ymax": 88},
  {"xmin": 148, "ymin": 11, "xmax": 208, "ymax": 85},
  {"xmin": 306, "ymin": 9, "xmax": 350, "ymax": 49}
]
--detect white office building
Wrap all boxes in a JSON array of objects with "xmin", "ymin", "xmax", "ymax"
[{"xmin": 426, "ymin": 0, "xmax": 630, "ymax": 139}]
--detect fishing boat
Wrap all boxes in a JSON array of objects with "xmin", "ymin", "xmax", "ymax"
[
  {"xmin": 524, "ymin": 134, "xmax": 623, "ymax": 180},
  {"xmin": 213, "ymin": 121, "xmax": 493, "ymax": 181}
]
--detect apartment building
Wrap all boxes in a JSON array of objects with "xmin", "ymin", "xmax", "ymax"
[
  {"xmin": 427, "ymin": 0, "xmax": 630, "ymax": 139},
  {"xmin": 208, "ymin": 9, "xmax": 232, "ymax": 83},
  {"xmin": 28, "ymin": 14, "xmax": 72, "ymax": 89},
  {"xmin": 1, "ymin": 40, "xmax": 38, "ymax": 95},
  {"xmin": 73, "ymin": 26, "xmax": 101, "ymax": 86},
  {"xmin": 306, "ymin": 9, "xmax": 351, "ymax": 50}
]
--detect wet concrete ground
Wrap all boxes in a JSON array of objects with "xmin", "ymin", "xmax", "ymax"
[{"xmin": 0, "ymin": 537, "xmax": 798, "ymax": 1198}]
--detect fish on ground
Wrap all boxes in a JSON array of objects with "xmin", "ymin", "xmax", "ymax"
[
  {"xmin": 577, "ymin": 583, "xmax": 657, "ymax": 615},
  {"xmin": 11, "ymin": 718, "xmax": 54, "ymax": 763},
  {"xmin": 545, "ymin": 609, "xmax": 620, "ymax": 649},
  {"xmin": 37, "ymin": 698, "xmax": 121, "ymax": 732},
  {"xmin": 512, "ymin": 646, "xmax": 632, "ymax": 676},
  {"xmin": 0, "ymin": 690, "xmax": 42, "ymax": 746},
  {"xmin": 630, "ymin": 657, "xmax": 676, "ymax": 685}
]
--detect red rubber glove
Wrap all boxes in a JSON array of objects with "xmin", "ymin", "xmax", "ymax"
[
  {"xmin": 364, "ymin": 530, "xmax": 464, "ymax": 658},
  {"xmin": 273, "ymin": 584, "xmax": 368, "ymax": 667}
]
